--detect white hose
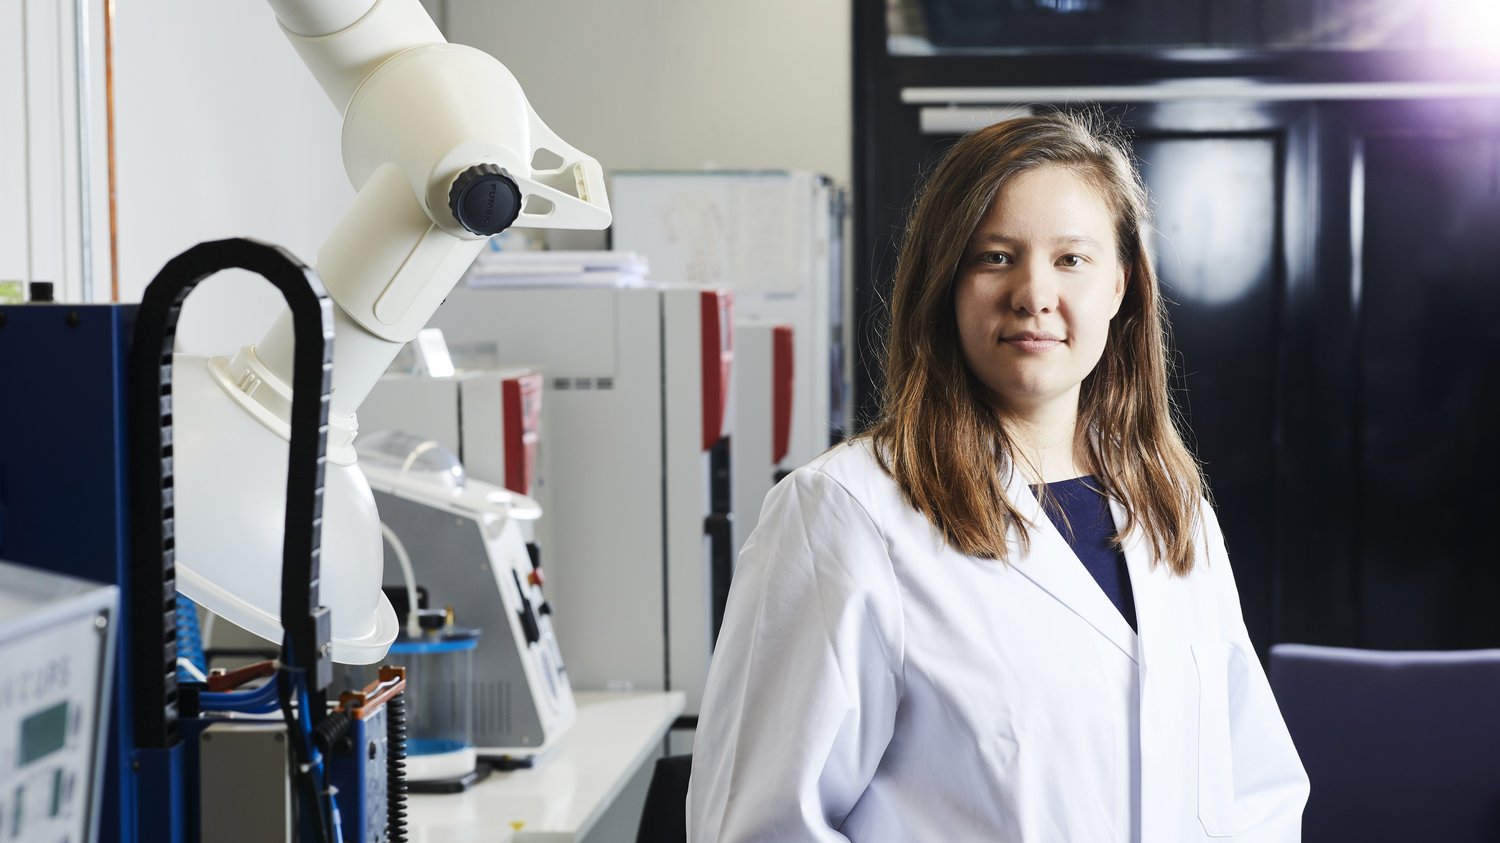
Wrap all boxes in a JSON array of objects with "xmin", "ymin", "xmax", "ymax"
[
  {"xmin": 380, "ymin": 521, "xmax": 423, "ymax": 637},
  {"xmin": 177, "ymin": 657, "xmax": 209, "ymax": 683}
]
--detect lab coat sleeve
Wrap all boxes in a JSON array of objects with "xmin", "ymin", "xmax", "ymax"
[
  {"xmin": 687, "ymin": 466, "xmax": 904, "ymax": 842},
  {"xmin": 1203, "ymin": 503, "xmax": 1311, "ymax": 840}
]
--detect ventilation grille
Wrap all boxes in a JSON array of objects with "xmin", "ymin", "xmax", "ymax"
[
  {"xmin": 474, "ymin": 679, "xmax": 513, "ymax": 737},
  {"xmin": 551, "ymin": 377, "xmax": 615, "ymax": 391}
]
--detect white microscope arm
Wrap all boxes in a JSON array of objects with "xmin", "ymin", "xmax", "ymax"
[
  {"xmin": 254, "ymin": 0, "xmax": 610, "ymax": 444},
  {"xmin": 170, "ymin": 0, "xmax": 608, "ymax": 663}
]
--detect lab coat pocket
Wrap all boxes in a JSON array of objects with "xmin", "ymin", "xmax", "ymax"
[{"xmin": 1192, "ymin": 642, "xmax": 1244, "ymax": 838}]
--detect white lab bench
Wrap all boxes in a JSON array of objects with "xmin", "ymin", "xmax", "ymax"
[{"xmin": 406, "ymin": 691, "xmax": 687, "ymax": 843}]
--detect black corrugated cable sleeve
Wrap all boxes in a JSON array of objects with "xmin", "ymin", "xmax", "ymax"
[
  {"xmin": 387, "ymin": 691, "xmax": 410, "ymax": 843},
  {"xmin": 314, "ymin": 710, "xmax": 353, "ymax": 757}
]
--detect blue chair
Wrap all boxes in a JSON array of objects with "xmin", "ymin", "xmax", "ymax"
[{"xmin": 1269, "ymin": 644, "xmax": 1500, "ymax": 842}]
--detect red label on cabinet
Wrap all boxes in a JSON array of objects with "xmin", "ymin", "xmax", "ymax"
[
  {"xmin": 701, "ymin": 290, "xmax": 733, "ymax": 451},
  {"xmin": 501, "ymin": 372, "xmax": 543, "ymax": 494},
  {"xmin": 772, "ymin": 325, "xmax": 794, "ymax": 465}
]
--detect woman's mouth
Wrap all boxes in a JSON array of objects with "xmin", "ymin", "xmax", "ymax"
[{"xmin": 1002, "ymin": 332, "xmax": 1063, "ymax": 353}]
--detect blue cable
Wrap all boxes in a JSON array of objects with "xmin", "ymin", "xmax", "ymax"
[
  {"xmin": 174, "ymin": 598, "xmax": 207, "ymax": 681},
  {"xmin": 200, "ymin": 684, "xmax": 277, "ymax": 706},
  {"xmin": 295, "ymin": 679, "xmax": 337, "ymax": 842},
  {"xmin": 200, "ymin": 680, "xmax": 280, "ymax": 710},
  {"xmin": 201, "ymin": 697, "xmax": 281, "ymax": 715}
]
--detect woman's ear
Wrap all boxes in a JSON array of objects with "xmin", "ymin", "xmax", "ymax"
[{"xmin": 1110, "ymin": 265, "xmax": 1129, "ymax": 318}]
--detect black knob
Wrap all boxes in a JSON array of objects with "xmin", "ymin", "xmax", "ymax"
[
  {"xmin": 511, "ymin": 570, "xmax": 542, "ymax": 645},
  {"xmin": 517, "ymin": 603, "xmax": 542, "ymax": 646},
  {"xmin": 29, "ymin": 282, "xmax": 54, "ymax": 303},
  {"xmin": 448, "ymin": 164, "xmax": 522, "ymax": 236}
]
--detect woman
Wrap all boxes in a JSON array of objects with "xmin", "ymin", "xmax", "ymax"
[{"xmin": 687, "ymin": 112, "xmax": 1309, "ymax": 841}]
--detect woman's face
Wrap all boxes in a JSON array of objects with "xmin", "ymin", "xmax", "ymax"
[{"xmin": 953, "ymin": 164, "xmax": 1127, "ymax": 419}]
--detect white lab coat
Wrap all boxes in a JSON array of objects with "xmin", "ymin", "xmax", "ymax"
[{"xmin": 687, "ymin": 440, "xmax": 1308, "ymax": 842}]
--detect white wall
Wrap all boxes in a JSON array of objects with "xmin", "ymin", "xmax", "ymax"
[
  {"xmin": 0, "ymin": 0, "xmax": 110, "ymax": 304},
  {"xmin": 114, "ymin": 2, "xmax": 351, "ymax": 352},
  {"xmin": 439, "ymin": 0, "xmax": 852, "ymax": 190}
]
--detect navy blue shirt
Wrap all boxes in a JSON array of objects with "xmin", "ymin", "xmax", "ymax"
[{"xmin": 1032, "ymin": 476, "xmax": 1138, "ymax": 632}]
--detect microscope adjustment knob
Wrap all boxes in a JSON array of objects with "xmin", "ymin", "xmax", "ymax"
[{"xmin": 448, "ymin": 163, "xmax": 523, "ymax": 236}]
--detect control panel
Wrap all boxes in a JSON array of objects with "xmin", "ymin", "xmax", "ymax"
[{"xmin": 0, "ymin": 561, "xmax": 117, "ymax": 843}]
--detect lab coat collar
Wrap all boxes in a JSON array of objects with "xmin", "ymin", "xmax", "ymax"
[
  {"xmin": 1004, "ymin": 468, "xmax": 1140, "ymax": 664},
  {"xmin": 1107, "ymin": 494, "xmax": 1168, "ymax": 648}
]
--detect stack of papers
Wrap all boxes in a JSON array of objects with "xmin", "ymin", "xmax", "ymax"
[{"xmin": 465, "ymin": 250, "xmax": 650, "ymax": 288}]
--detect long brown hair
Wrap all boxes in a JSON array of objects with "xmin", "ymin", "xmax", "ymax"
[{"xmin": 865, "ymin": 110, "xmax": 1206, "ymax": 575}]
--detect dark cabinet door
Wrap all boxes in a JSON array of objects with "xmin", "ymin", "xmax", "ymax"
[
  {"xmin": 1343, "ymin": 101, "xmax": 1500, "ymax": 649},
  {"xmin": 1144, "ymin": 99, "xmax": 1500, "ymax": 652}
]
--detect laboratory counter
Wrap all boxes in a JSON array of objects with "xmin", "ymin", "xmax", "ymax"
[{"xmin": 407, "ymin": 691, "xmax": 686, "ymax": 842}]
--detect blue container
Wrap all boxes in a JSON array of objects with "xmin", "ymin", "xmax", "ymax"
[{"xmin": 387, "ymin": 624, "xmax": 481, "ymax": 782}]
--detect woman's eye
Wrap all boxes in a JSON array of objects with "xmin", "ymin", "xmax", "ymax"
[
  {"xmin": 1057, "ymin": 254, "xmax": 1085, "ymax": 268},
  {"xmin": 978, "ymin": 252, "xmax": 1011, "ymax": 265}
]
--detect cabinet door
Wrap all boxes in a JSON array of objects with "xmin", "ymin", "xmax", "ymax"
[{"xmin": 1344, "ymin": 101, "xmax": 1500, "ymax": 649}]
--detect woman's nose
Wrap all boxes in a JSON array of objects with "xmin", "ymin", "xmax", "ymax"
[{"xmin": 1008, "ymin": 262, "xmax": 1059, "ymax": 315}]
